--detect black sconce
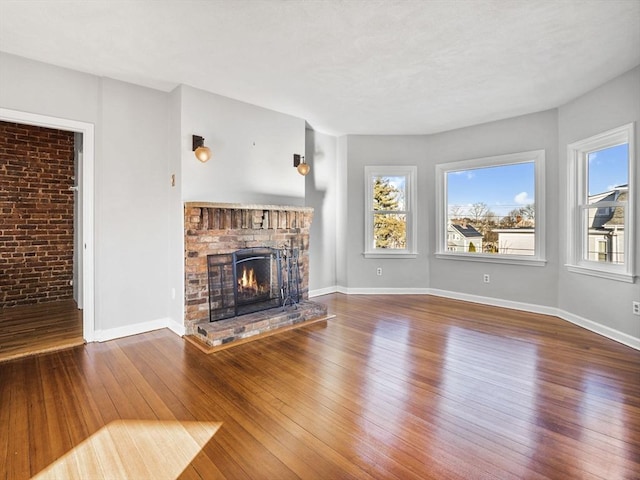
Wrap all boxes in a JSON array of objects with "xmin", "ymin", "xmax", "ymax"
[
  {"xmin": 293, "ymin": 154, "xmax": 310, "ymax": 176},
  {"xmin": 192, "ymin": 135, "xmax": 212, "ymax": 163}
]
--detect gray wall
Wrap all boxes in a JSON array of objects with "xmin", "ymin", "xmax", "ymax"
[
  {"xmin": 557, "ymin": 66, "xmax": 640, "ymax": 338},
  {"xmin": 342, "ymin": 111, "xmax": 559, "ymax": 300},
  {"xmin": 426, "ymin": 110, "xmax": 559, "ymax": 306},
  {"xmin": 338, "ymin": 70, "xmax": 638, "ymax": 343},
  {"xmin": 343, "ymin": 135, "xmax": 430, "ymax": 289},
  {"xmin": 2, "ymin": 51, "xmax": 637, "ymax": 344},
  {"xmin": 306, "ymin": 129, "xmax": 337, "ymax": 294}
]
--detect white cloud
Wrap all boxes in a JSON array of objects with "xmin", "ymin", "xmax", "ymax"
[{"xmin": 514, "ymin": 191, "xmax": 532, "ymax": 205}]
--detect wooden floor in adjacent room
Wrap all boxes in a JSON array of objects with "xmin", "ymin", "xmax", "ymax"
[
  {"xmin": 0, "ymin": 299, "xmax": 84, "ymax": 363},
  {"xmin": 1, "ymin": 293, "xmax": 638, "ymax": 479}
]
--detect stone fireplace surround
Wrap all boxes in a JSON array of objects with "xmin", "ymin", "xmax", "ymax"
[{"xmin": 184, "ymin": 202, "xmax": 328, "ymax": 350}]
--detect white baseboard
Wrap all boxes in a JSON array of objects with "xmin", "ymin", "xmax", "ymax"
[
  {"xmin": 92, "ymin": 289, "xmax": 639, "ymax": 351},
  {"xmin": 427, "ymin": 288, "xmax": 559, "ymax": 317},
  {"xmin": 94, "ymin": 317, "xmax": 172, "ymax": 342},
  {"xmin": 309, "ymin": 286, "xmax": 338, "ymax": 298},
  {"xmin": 336, "ymin": 286, "xmax": 430, "ymax": 295},
  {"xmin": 557, "ymin": 310, "xmax": 640, "ymax": 350},
  {"xmin": 328, "ymin": 286, "xmax": 639, "ymax": 351},
  {"xmin": 166, "ymin": 318, "xmax": 186, "ymax": 337}
]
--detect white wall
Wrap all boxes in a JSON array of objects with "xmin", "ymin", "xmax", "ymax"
[
  {"xmin": 0, "ymin": 53, "xmax": 99, "ymax": 123},
  {"xmin": 336, "ymin": 136, "xmax": 349, "ymax": 288},
  {"xmin": 0, "ymin": 54, "xmax": 310, "ymax": 338},
  {"xmin": 0, "ymin": 53, "xmax": 172, "ymax": 337},
  {"xmin": 167, "ymin": 87, "xmax": 184, "ymax": 333},
  {"xmin": 306, "ymin": 129, "xmax": 337, "ymax": 294},
  {"xmin": 96, "ymin": 78, "xmax": 171, "ymax": 331},
  {"xmin": 169, "ymin": 85, "xmax": 307, "ymax": 328},
  {"xmin": 179, "ymin": 85, "xmax": 306, "ymax": 206},
  {"xmin": 557, "ymin": 66, "xmax": 640, "ymax": 339}
]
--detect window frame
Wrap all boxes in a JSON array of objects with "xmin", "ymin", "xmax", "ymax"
[
  {"xmin": 435, "ymin": 150, "xmax": 546, "ymax": 266},
  {"xmin": 566, "ymin": 123, "xmax": 635, "ymax": 283},
  {"xmin": 364, "ymin": 165, "xmax": 418, "ymax": 258}
]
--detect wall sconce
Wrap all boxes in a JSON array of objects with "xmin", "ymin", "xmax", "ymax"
[
  {"xmin": 293, "ymin": 154, "xmax": 310, "ymax": 176},
  {"xmin": 192, "ymin": 135, "xmax": 212, "ymax": 163}
]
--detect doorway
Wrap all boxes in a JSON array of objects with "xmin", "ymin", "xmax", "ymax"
[{"xmin": 0, "ymin": 108, "xmax": 95, "ymax": 360}]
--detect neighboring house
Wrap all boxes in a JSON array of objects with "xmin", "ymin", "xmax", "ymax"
[
  {"xmin": 447, "ymin": 223, "xmax": 483, "ymax": 253},
  {"xmin": 493, "ymin": 228, "xmax": 535, "ymax": 256},
  {"xmin": 491, "ymin": 185, "xmax": 627, "ymax": 261},
  {"xmin": 587, "ymin": 185, "xmax": 626, "ymax": 264}
]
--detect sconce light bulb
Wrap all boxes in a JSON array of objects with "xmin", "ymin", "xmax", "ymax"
[
  {"xmin": 297, "ymin": 162, "xmax": 310, "ymax": 176},
  {"xmin": 195, "ymin": 146, "xmax": 212, "ymax": 163}
]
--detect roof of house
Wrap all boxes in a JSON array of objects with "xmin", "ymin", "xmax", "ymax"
[
  {"xmin": 604, "ymin": 190, "xmax": 626, "ymax": 228},
  {"xmin": 591, "ymin": 188, "xmax": 626, "ymax": 229},
  {"xmin": 449, "ymin": 223, "xmax": 483, "ymax": 238}
]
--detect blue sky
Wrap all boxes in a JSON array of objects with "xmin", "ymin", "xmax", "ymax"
[
  {"xmin": 588, "ymin": 144, "xmax": 628, "ymax": 195},
  {"xmin": 447, "ymin": 144, "xmax": 628, "ymax": 218},
  {"xmin": 447, "ymin": 162, "xmax": 535, "ymax": 217}
]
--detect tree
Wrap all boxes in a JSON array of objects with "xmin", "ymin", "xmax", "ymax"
[
  {"xmin": 520, "ymin": 203, "xmax": 535, "ymax": 221},
  {"xmin": 449, "ymin": 204, "xmax": 464, "ymax": 221},
  {"xmin": 373, "ymin": 177, "xmax": 406, "ymax": 249},
  {"xmin": 468, "ymin": 202, "xmax": 489, "ymax": 224}
]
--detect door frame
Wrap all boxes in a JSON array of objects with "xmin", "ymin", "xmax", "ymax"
[{"xmin": 0, "ymin": 108, "xmax": 95, "ymax": 342}]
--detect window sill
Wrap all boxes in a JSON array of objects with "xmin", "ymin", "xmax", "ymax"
[
  {"xmin": 364, "ymin": 252, "xmax": 418, "ymax": 259},
  {"xmin": 565, "ymin": 264, "xmax": 636, "ymax": 283},
  {"xmin": 435, "ymin": 252, "xmax": 546, "ymax": 267}
]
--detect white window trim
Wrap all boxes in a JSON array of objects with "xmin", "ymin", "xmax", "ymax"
[
  {"xmin": 364, "ymin": 165, "xmax": 418, "ymax": 258},
  {"xmin": 566, "ymin": 123, "xmax": 635, "ymax": 283},
  {"xmin": 435, "ymin": 150, "xmax": 546, "ymax": 266}
]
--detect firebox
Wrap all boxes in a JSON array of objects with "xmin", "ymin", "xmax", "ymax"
[{"xmin": 207, "ymin": 247, "xmax": 282, "ymax": 321}]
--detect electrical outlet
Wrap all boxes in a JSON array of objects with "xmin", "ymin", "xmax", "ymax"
[
  {"xmin": 483, "ymin": 274, "xmax": 490, "ymax": 283},
  {"xmin": 633, "ymin": 301, "xmax": 640, "ymax": 316},
  {"xmin": 376, "ymin": 267, "xmax": 383, "ymax": 276}
]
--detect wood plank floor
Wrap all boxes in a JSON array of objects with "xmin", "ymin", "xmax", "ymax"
[
  {"xmin": 0, "ymin": 300, "xmax": 84, "ymax": 362},
  {"xmin": 1, "ymin": 293, "xmax": 638, "ymax": 479}
]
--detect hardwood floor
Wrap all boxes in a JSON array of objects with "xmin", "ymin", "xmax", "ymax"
[
  {"xmin": 0, "ymin": 299, "xmax": 84, "ymax": 362},
  {"xmin": 1, "ymin": 293, "xmax": 638, "ymax": 479}
]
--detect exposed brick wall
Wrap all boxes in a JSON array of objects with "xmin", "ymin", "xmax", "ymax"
[
  {"xmin": 0, "ymin": 121, "xmax": 75, "ymax": 307},
  {"xmin": 184, "ymin": 203, "xmax": 313, "ymax": 333}
]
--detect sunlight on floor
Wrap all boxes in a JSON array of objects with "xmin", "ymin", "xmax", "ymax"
[{"xmin": 32, "ymin": 420, "xmax": 222, "ymax": 479}]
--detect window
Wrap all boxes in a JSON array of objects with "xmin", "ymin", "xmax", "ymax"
[
  {"xmin": 364, "ymin": 166, "xmax": 417, "ymax": 258},
  {"xmin": 567, "ymin": 123, "xmax": 635, "ymax": 282},
  {"xmin": 435, "ymin": 150, "xmax": 546, "ymax": 266}
]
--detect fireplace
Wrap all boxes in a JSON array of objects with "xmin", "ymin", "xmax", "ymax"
[
  {"xmin": 184, "ymin": 203, "xmax": 329, "ymax": 349},
  {"xmin": 207, "ymin": 247, "xmax": 283, "ymax": 321},
  {"xmin": 185, "ymin": 203, "xmax": 313, "ymax": 328}
]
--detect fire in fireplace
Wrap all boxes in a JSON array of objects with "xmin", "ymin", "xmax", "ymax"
[
  {"xmin": 207, "ymin": 247, "xmax": 284, "ymax": 321},
  {"xmin": 234, "ymin": 249, "xmax": 277, "ymax": 305}
]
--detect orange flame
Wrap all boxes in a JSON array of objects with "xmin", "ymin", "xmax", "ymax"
[{"xmin": 239, "ymin": 267, "xmax": 258, "ymax": 292}]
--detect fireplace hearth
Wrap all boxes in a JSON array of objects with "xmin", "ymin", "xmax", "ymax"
[{"xmin": 184, "ymin": 203, "xmax": 329, "ymax": 350}]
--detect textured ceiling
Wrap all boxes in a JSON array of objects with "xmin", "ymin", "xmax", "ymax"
[{"xmin": 0, "ymin": 0, "xmax": 638, "ymax": 135}]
